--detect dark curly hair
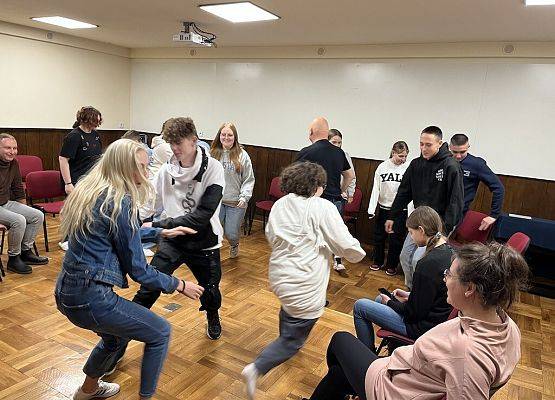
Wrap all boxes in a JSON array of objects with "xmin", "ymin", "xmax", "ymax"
[
  {"xmin": 279, "ymin": 161, "xmax": 327, "ymax": 197},
  {"xmin": 162, "ymin": 117, "xmax": 197, "ymax": 144},
  {"xmin": 455, "ymin": 242, "xmax": 529, "ymax": 310},
  {"xmin": 73, "ymin": 106, "xmax": 102, "ymax": 129}
]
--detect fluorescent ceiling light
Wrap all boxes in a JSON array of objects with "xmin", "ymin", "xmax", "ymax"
[
  {"xmin": 31, "ymin": 16, "xmax": 98, "ymax": 29},
  {"xmin": 525, "ymin": 0, "xmax": 555, "ymax": 4},
  {"xmin": 199, "ymin": 2, "xmax": 279, "ymax": 23}
]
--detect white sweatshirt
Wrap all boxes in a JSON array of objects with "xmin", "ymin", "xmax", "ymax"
[
  {"xmin": 343, "ymin": 151, "xmax": 357, "ymax": 198},
  {"xmin": 266, "ymin": 194, "xmax": 366, "ymax": 319},
  {"xmin": 149, "ymin": 135, "xmax": 173, "ymax": 179},
  {"xmin": 368, "ymin": 159, "xmax": 409, "ymax": 215}
]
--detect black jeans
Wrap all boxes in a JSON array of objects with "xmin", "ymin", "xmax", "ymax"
[
  {"xmin": 373, "ymin": 207, "xmax": 407, "ymax": 269},
  {"xmin": 134, "ymin": 239, "xmax": 222, "ymax": 312},
  {"xmin": 310, "ymin": 332, "xmax": 378, "ymax": 400}
]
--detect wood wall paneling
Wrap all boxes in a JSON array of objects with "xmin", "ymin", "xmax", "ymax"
[{"xmin": 3, "ymin": 128, "xmax": 554, "ymax": 244}]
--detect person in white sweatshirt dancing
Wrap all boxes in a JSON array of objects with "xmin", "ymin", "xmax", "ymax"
[
  {"xmin": 210, "ymin": 122, "xmax": 255, "ymax": 258},
  {"xmin": 242, "ymin": 161, "xmax": 366, "ymax": 399},
  {"xmin": 368, "ymin": 141, "xmax": 409, "ymax": 275}
]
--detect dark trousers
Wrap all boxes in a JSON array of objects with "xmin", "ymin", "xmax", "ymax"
[
  {"xmin": 324, "ymin": 197, "xmax": 346, "ymax": 264},
  {"xmin": 373, "ymin": 207, "xmax": 407, "ymax": 269},
  {"xmin": 310, "ymin": 331, "xmax": 378, "ymax": 400},
  {"xmin": 134, "ymin": 239, "xmax": 222, "ymax": 312}
]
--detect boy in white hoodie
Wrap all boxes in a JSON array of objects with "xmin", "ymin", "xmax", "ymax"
[{"xmin": 242, "ymin": 161, "xmax": 366, "ymax": 399}]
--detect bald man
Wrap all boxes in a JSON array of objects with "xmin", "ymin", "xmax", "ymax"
[{"xmin": 297, "ymin": 117, "xmax": 356, "ymax": 275}]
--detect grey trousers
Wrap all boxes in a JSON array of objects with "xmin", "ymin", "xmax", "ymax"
[
  {"xmin": 0, "ymin": 201, "xmax": 43, "ymax": 256},
  {"xmin": 399, "ymin": 233, "xmax": 426, "ymax": 289},
  {"xmin": 254, "ymin": 308, "xmax": 318, "ymax": 375}
]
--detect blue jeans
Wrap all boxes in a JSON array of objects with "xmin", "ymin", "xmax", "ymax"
[
  {"xmin": 353, "ymin": 295, "xmax": 407, "ymax": 351},
  {"xmin": 219, "ymin": 203, "xmax": 247, "ymax": 247},
  {"xmin": 54, "ymin": 269, "xmax": 171, "ymax": 398}
]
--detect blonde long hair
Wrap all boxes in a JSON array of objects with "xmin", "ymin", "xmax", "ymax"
[
  {"xmin": 60, "ymin": 139, "xmax": 152, "ymax": 240},
  {"xmin": 406, "ymin": 206, "xmax": 446, "ymax": 256},
  {"xmin": 210, "ymin": 122, "xmax": 242, "ymax": 172}
]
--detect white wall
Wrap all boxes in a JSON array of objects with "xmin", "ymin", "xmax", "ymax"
[
  {"xmin": 0, "ymin": 23, "xmax": 130, "ymax": 129},
  {"xmin": 131, "ymin": 58, "xmax": 555, "ymax": 180}
]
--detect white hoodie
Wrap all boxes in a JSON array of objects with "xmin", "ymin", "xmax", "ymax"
[
  {"xmin": 266, "ymin": 194, "xmax": 366, "ymax": 319},
  {"xmin": 367, "ymin": 158, "xmax": 409, "ymax": 215},
  {"xmin": 147, "ymin": 147, "xmax": 225, "ymax": 250}
]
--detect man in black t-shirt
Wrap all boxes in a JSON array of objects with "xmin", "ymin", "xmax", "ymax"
[
  {"xmin": 59, "ymin": 106, "xmax": 103, "ymax": 194},
  {"xmin": 297, "ymin": 117, "xmax": 355, "ymax": 275}
]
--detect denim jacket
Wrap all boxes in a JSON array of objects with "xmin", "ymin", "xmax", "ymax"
[{"xmin": 61, "ymin": 195, "xmax": 179, "ymax": 293}]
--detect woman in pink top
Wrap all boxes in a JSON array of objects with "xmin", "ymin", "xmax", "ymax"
[{"xmin": 306, "ymin": 241, "xmax": 527, "ymax": 400}]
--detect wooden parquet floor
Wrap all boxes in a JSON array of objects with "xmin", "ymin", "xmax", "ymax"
[{"xmin": 0, "ymin": 215, "xmax": 553, "ymax": 399}]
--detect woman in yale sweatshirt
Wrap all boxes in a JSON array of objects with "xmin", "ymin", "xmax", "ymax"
[
  {"xmin": 241, "ymin": 161, "xmax": 366, "ymax": 400},
  {"xmin": 210, "ymin": 122, "xmax": 255, "ymax": 259},
  {"xmin": 367, "ymin": 141, "xmax": 409, "ymax": 275}
]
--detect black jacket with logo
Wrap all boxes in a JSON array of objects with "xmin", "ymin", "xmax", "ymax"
[{"xmin": 389, "ymin": 142, "xmax": 464, "ymax": 234}]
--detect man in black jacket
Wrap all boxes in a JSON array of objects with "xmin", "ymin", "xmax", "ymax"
[{"xmin": 385, "ymin": 126, "xmax": 464, "ymax": 288}]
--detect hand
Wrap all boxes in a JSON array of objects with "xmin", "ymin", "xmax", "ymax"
[
  {"xmin": 347, "ymin": 196, "xmax": 354, "ymax": 204},
  {"xmin": 379, "ymin": 293, "xmax": 391, "ymax": 304},
  {"xmin": 368, "ymin": 214, "xmax": 375, "ymax": 219},
  {"xmin": 161, "ymin": 226, "xmax": 198, "ymax": 238},
  {"xmin": 341, "ymin": 191, "xmax": 348, "ymax": 200},
  {"xmin": 384, "ymin": 220, "xmax": 394, "ymax": 233},
  {"xmin": 393, "ymin": 289, "xmax": 409, "ymax": 302},
  {"xmin": 65, "ymin": 183, "xmax": 74, "ymax": 195},
  {"xmin": 237, "ymin": 200, "xmax": 247, "ymax": 209},
  {"xmin": 479, "ymin": 216, "xmax": 496, "ymax": 231},
  {"xmin": 141, "ymin": 221, "xmax": 153, "ymax": 228},
  {"xmin": 177, "ymin": 280, "xmax": 204, "ymax": 300}
]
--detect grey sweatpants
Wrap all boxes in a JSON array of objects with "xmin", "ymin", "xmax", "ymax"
[
  {"xmin": 254, "ymin": 308, "xmax": 318, "ymax": 375},
  {"xmin": 0, "ymin": 201, "xmax": 43, "ymax": 256}
]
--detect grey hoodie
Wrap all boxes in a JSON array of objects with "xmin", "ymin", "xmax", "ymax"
[{"xmin": 218, "ymin": 148, "xmax": 255, "ymax": 204}]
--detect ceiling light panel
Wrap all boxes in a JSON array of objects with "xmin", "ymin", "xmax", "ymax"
[
  {"xmin": 31, "ymin": 16, "xmax": 98, "ymax": 29},
  {"xmin": 199, "ymin": 2, "xmax": 279, "ymax": 23}
]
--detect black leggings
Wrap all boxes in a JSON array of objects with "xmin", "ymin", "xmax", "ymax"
[{"xmin": 310, "ymin": 332, "xmax": 378, "ymax": 400}]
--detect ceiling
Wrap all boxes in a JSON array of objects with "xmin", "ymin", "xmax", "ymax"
[{"xmin": 1, "ymin": 0, "xmax": 555, "ymax": 49}]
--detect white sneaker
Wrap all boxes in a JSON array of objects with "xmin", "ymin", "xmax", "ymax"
[
  {"xmin": 73, "ymin": 380, "xmax": 120, "ymax": 400},
  {"xmin": 58, "ymin": 241, "xmax": 68, "ymax": 251},
  {"xmin": 143, "ymin": 248, "xmax": 154, "ymax": 257},
  {"xmin": 334, "ymin": 262, "xmax": 346, "ymax": 271},
  {"xmin": 230, "ymin": 244, "xmax": 239, "ymax": 259},
  {"xmin": 241, "ymin": 363, "xmax": 259, "ymax": 400}
]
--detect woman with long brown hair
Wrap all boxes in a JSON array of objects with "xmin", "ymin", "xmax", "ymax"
[{"xmin": 210, "ymin": 122, "xmax": 255, "ymax": 258}]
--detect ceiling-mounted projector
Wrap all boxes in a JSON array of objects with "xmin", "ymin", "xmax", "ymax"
[{"xmin": 172, "ymin": 21, "xmax": 215, "ymax": 47}]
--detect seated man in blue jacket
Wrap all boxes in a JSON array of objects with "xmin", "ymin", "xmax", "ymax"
[{"xmin": 449, "ymin": 133, "xmax": 505, "ymax": 231}]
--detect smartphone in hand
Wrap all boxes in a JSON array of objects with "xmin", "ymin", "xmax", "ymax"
[{"xmin": 378, "ymin": 287, "xmax": 399, "ymax": 302}]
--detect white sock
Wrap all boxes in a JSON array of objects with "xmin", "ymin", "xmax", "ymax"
[{"xmin": 242, "ymin": 363, "xmax": 259, "ymax": 400}]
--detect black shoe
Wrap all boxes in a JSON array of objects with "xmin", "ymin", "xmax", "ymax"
[
  {"xmin": 7, "ymin": 255, "xmax": 32, "ymax": 274},
  {"xmin": 20, "ymin": 249, "xmax": 49, "ymax": 265},
  {"xmin": 325, "ymin": 300, "xmax": 330, "ymax": 307},
  {"xmin": 206, "ymin": 310, "xmax": 222, "ymax": 340}
]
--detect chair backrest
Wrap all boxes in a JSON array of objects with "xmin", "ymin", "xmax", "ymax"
[
  {"xmin": 268, "ymin": 177, "xmax": 285, "ymax": 199},
  {"xmin": 25, "ymin": 170, "xmax": 65, "ymax": 200},
  {"xmin": 452, "ymin": 210, "xmax": 491, "ymax": 244},
  {"xmin": 344, "ymin": 187, "xmax": 363, "ymax": 214},
  {"xmin": 15, "ymin": 155, "xmax": 43, "ymax": 180},
  {"xmin": 506, "ymin": 232, "xmax": 531, "ymax": 254}
]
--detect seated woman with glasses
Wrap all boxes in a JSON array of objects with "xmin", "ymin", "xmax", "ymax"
[
  {"xmin": 305, "ymin": 241, "xmax": 527, "ymax": 400},
  {"xmin": 353, "ymin": 206, "xmax": 453, "ymax": 352}
]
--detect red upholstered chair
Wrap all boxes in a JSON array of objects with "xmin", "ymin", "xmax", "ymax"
[
  {"xmin": 25, "ymin": 170, "xmax": 66, "ymax": 252},
  {"xmin": 15, "ymin": 155, "xmax": 43, "ymax": 192},
  {"xmin": 375, "ymin": 307, "xmax": 459, "ymax": 356},
  {"xmin": 506, "ymin": 232, "xmax": 531, "ymax": 254},
  {"xmin": 343, "ymin": 187, "xmax": 363, "ymax": 235},
  {"xmin": 249, "ymin": 177, "xmax": 285, "ymax": 233},
  {"xmin": 448, "ymin": 210, "xmax": 492, "ymax": 247}
]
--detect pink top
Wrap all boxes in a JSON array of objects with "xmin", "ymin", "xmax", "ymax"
[{"xmin": 365, "ymin": 310, "xmax": 521, "ymax": 400}]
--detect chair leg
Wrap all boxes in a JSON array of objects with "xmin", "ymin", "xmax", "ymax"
[
  {"xmin": 0, "ymin": 256, "xmax": 4, "ymax": 280},
  {"xmin": 0, "ymin": 230, "xmax": 4, "ymax": 255},
  {"xmin": 42, "ymin": 214, "xmax": 49, "ymax": 253},
  {"xmin": 248, "ymin": 207, "xmax": 255, "ymax": 235},
  {"xmin": 376, "ymin": 338, "xmax": 388, "ymax": 356},
  {"xmin": 33, "ymin": 242, "xmax": 39, "ymax": 256}
]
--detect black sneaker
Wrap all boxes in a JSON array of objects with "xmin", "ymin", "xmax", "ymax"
[
  {"xmin": 206, "ymin": 310, "xmax": 222, "ymax": 340},
  {"xmin": 7, "ymin": 255, "xmax": 32, "ymax": 274},
  {"xmin": 20, "ymin": 249, "xmax": 49, "ymax": 265}
]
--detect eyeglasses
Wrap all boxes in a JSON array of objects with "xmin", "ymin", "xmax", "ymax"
[{"xmin": 443, "ymin": 268, "xmax": 458, "ymax": 279}]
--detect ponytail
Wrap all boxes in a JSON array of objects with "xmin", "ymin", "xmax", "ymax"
[{"xmin": 425, "ymin": 231, "xmax": 445, "ymax": 256}]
